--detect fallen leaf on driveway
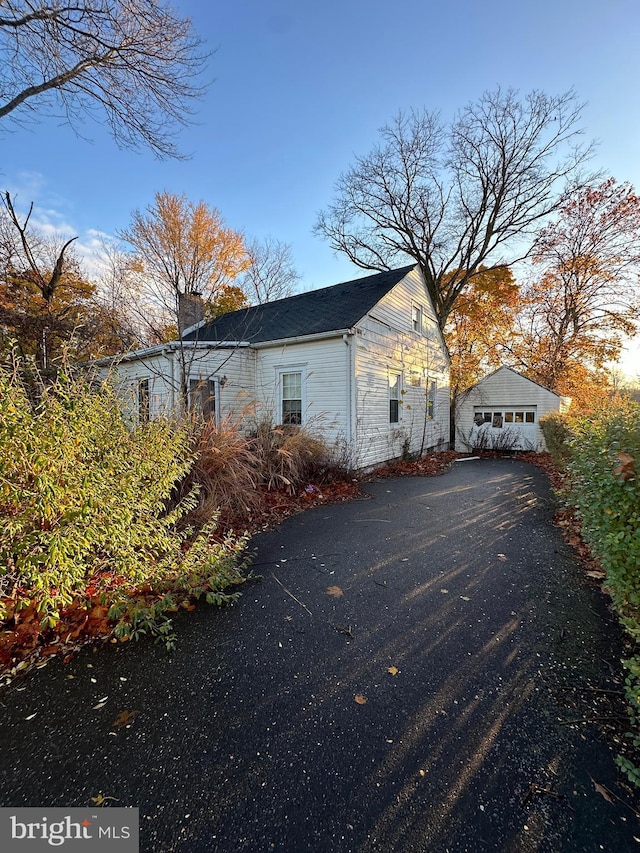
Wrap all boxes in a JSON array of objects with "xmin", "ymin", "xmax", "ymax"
[
  {"xmin": 460, "ymin": 596, "xmax": 471, "ymax": 601},
  {"xmin": 586, "ymin": 571, "xmax": 606, "ymax": 579},
  {"xmin": 590, "ymin": 776, "xmax": 613, "ymax": 803},
  {"xmin": 112, "ymin": 710, "xmax": 138, "ymax": 728},
  {"xmin": 440, "ymin": 588, "xmax": 449, "ymax": 594},
  {"xmin": 91, "ymin": 794, "xmax": 120, "ymax": 806},
  {"xmin": 327, "ymin": 586, "xmax": 344, "ymax": 598},
  {"xmin": 354, "ymin": 694, "xmax": 368, "ymax": 705},
  {"xmin": 497, "ymin": 554, "xmax": 507, "ymax": 561},
  {"xmin": 24, "ymin": 713, "xmax": 37, "ymax": 721},
  {"xmin": 387, "ymin": 666, "xmax": 399, "ymax": 676}
]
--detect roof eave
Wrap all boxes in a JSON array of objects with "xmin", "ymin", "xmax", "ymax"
[{"xmin": 252, "ymin": 328, "xmax": 355, "ymax": 348}]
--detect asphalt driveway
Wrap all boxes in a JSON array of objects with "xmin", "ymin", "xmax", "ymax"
[{"xmin": 0, "ymin": 459, "xmax": 638, "ymax": 851}]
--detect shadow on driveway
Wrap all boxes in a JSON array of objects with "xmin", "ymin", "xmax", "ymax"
[{"xmin": 0, "ymin": 459, "xmax": 638, "ymax": 851}]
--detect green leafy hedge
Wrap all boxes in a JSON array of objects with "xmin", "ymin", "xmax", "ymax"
[
  {"xmin": 0, "ymin": 364, "xmax": 249, "ymax": 648},
  {"xmin": 566, "ymin": 402, "xmax": 640, "ymax": 627},
  {"xmin": 562, "ymin": 400, "xmax": 640, "ymax": 783}
]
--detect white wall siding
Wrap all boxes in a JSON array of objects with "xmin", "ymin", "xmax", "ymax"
[
  {"xmin": 353, "ymin": 270, "xmax": 450, "ymax": 469},
  {"xmin": 96, "ymin": 345, "xmax": 255, "ymax": 424},
  {"xmin": 455, "ymin": 367, "xmax": 564, "ymax": 452},
  {"xmin": 254, "ymin": 336, "xmax": 350, "ymax": 450}
]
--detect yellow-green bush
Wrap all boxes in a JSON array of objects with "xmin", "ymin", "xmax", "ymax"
[{"xmin": 0, "ymin": 364, "xmax": 249, "ymax": 645}]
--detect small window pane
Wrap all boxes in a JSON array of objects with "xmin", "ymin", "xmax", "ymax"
[
  {"xmin": 389, "ymin": 374, "xmax": 400, "ymax": 423},
  {"xmin": 492, "ymin": 412, "xmax": 503, "ymax": 428},
  {"xmin": 138, "ymin": 379, "xmax": 150, "ymax": 423},
  {"xmin": 483, "ymin": 412, "xmax": 492, "ymax": 423},
  {"xmin": 427, "ymin": 379, "xmax": 436, "ymax": 420},
  {"xmin": 504, "ymin": 412, "xmax": 514, "ymax": 423},
  {"xmin": 282, "ymin": 400, "xmax": 302, "ymax": 425},
  {"xmin": 282, "ymin": 372, "xmax": 301, "ymax": 400},
  {"xmin": 525, "ymin": 411, "xmax": 535, "ymax": 423},
  {"xmin": 412, "ymin": 306, "xmax": 422, "ymax": 333},
  {"xmin": 515, "ymin": 411, "xmax": 524, "ymax": 423}
]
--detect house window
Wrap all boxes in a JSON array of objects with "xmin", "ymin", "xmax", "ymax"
[
  {"xmin": 476, "ymin": 409, "xmax": 537, "ymax": 427},
  {"xmin": 412, "ymin": 305, "xmax": 423, "ymax": 334},
  {"xmin": 189, "ymin": 378, "xmax": 216, "ymax": 420},
  {"xmin": 389, "ymin": 374, "xmax": 401, "ymax": 423},
  {"xmin": 427, "ymin": 380, "xmax": 437, "ymax": 420},
  {"xmin": 281, "ymin": 371, "xmax": 303, "ymax": 425},
  {"xmin": 138, "ymin": 378, "xmax": 150, "ymax": 423}
]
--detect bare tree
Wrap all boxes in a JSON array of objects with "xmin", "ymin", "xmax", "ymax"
[
  {"xmin": 241, "ymin": 237, "xmax": 301, "ymax": 304},
  {"xmin": 315, "ymin": 88, "xmax": 593, "ymax": 330},
  {"xmin": 0, "ymin": 0, "xmax": 208, "ymax": 158},
  {"xmin": 1, "ymin": 191, "xmax": 78, "ymax": 368},
  {"xmin": 92, "ymin": 237, "xmax": 157, "ymax": 350}
]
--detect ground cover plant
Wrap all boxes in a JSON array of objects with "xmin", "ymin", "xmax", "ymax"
[
  {"xmin": 0, "ymin": 362, "xmax": 250, "ymax": 679},
  {"xmin": 542, "ymin": 402, "xmax": 640, "ymax": 785}
]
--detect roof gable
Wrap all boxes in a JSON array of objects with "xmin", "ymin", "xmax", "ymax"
[
  {"xmin": 471, "ymin": 365, "xmax": 562, "ymax": 397},
  {"xmin": 183, "ymin": 265, "xmax": 416, "ymax": 344}
]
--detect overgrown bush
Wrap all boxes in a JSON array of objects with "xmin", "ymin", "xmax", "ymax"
[
  {"xmin": 249, "ymin": 417, "xmax": 339, "ymax": 492},
  {"xmin": 566, "ymin": 401, "xmax": 640, "ymax": 624},
  {"xmin": 460, "ymin": 423, "xmax": 530, "ymax": 453},
  {"xmin": 540, "ymin": 412, "xmax": 574, "ymax": 466},
  {"xmin": 563, "ymin": 399, "xmax": 640, "ymax": 783},
  {"xmin": 179, "ymin": 416, "xmax": 262, "ymax": 529},
  {"xmin": 0, "ymin": 363, "xmax": 249, "ymax": 651}
]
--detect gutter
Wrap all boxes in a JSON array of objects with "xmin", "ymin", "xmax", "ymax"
[
  {"xmin": 252, "ymin": 329, "xmax": 353, "ymax": 349},
  {"xmin": 90, "ymin": 340, "xmax": 251, "ymax": 367}
]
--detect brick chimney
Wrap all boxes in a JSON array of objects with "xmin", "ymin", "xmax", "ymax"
[{"xmin": 178, "ymin": 292, "xmax": 204, "ymax": 336}]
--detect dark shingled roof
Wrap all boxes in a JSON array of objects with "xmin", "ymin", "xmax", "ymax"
[{"xmin": 183, "ymin": 265, "xmax": 416, "ymax": 344}]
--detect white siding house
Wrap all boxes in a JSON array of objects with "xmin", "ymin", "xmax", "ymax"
[
  {"xmin": 455, "ymin": 366, "xmax": 571, "ymax": 453},
  {"xmin": 96, "ymin": 266, "xmax": 450, "ymax": 470}
]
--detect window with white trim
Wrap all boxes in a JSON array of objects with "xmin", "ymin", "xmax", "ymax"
[
  {"xmin": 475, "ymin": 408, "xmax": 536, "ymax": 428},
  {"xmin": 427, "ymin": 379, "xmax": 437, "ymax": 420},
  {"xmin": 281, "ymin": 371, "xmax": 303, "ymax": 425},
  {"xmin": 189, "ymin": 377, "xmax": 217, "ymax": 420},
  {"xmin": 389, "ymin": 373, "xmax": 401, "ymax": 423},
  {"xmin": 412, "ymin": 304, "xmax": 423, "ymax": 334}
]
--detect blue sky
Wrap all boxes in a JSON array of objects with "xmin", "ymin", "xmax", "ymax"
[{"xmin": 1, "ymin": 0, "xmax": 640, "ymax": 372}]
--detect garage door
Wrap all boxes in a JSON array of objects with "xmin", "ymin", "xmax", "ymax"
[{"xmin": 472, "ymin": 407, "xmax": 538, "ymax": 451}]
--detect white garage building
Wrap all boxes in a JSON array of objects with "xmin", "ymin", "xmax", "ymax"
[{"xmin": 455, "ymin": 366, "xmax": 571, "ymax": 453}]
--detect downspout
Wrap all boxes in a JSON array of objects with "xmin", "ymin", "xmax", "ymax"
[{"xmin": 343, "ymin": 331, "xmax": 355, "ymax": 468}]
